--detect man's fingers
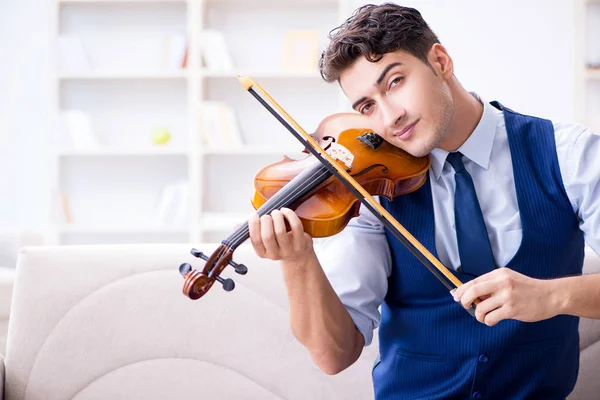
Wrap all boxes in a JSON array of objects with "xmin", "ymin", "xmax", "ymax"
[
  {"xmin": 483, "ymin": 306, "xmax": 510, "ymax": 327},
  {"xmin": 271, "ymin": 210, "xmax": 290, "ymax": 250},
  {"xmin": 260, "ymin": 215, "xmax": 278, "ymax": 257},
  {"xmin": 474, "ymin": 294, "xmax": 503, "ymax": 324},
  {"xmin": 280, "ymin": 208, "xmax": 306, "ymax": 249},
  {"xmin": 453, "ymin": 276, "xmax": 480, "ymax": 300},
  {"xmin": 248, "ymin": 213, "xmax": 266, "ymax": 257},
  {"xmin": 454, "ymin": 269, "xmax": 499, "ymax": 301},
  {"xmin": 461, "ymin": 280, "xmax": 499, "ymax": 310}
]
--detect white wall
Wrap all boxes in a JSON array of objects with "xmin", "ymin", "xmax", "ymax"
[
  {"xmin": 0, "ymin": 0, "xmax": 579, "ymax": 233},
  {"xmin": 350, "ymin": 0, "xmax": 577, "ymax": 122},
  {"xmin": 0, "ymin": 0, "xmax": 53, "ymax": 230}
]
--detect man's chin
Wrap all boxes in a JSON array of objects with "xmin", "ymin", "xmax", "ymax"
[{"xmin": 398, "ymin": 142, "xmax": 434, "ymax": 158}]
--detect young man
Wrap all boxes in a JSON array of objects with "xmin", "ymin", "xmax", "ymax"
[{"xmin": 248, "ymin": 3, "xmax": 600, "ymax": 399}]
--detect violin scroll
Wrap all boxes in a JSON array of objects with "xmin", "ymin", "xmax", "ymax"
[{"xmin": 179, "ymin": 245, "xmax": 249, "ymax": 300}]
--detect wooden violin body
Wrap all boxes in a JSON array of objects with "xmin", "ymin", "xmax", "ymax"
[{"xmin": 251, "ymin": 115, "xmax": 430, "ymax": 237}]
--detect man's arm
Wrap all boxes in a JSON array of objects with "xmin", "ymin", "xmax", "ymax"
[
  {"xmin": 551, "ymin": 273, "xmax": 600, "ymax": 319},
  {"xmin": 248, "ymin": 205, "xmax": 389, "ymax": 374},
  {"xmin": 454, "ymin": 124, "xmax": 600, "ymax": 325},
  {"xmin": 280, "ymin": 250, "xmax": 365, "ymax": 374}
]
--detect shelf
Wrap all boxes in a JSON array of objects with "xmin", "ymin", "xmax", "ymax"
[
  {"xmin": 202, "ymin": 213, "xmax": 249, "ymax": 232},
  {"xmin": 59, "ymin": 0, "xmax": 185, "ymax": 3},
  {"xmin": 201, "ymin": 69, "xmax": 321, "ymax": 79},
  {"xmin": 204, "ymin": 0, "xmax": 338, "ymax": 5},
  {"xmin": 58, "ymin": 225, "xmax": 188, "ymax": 234},
  {"xmin": 58, "ymin": 70, "xmax": 188, "ymax": 80},
  {"xmin": 587, "ymin": 67, "xmax": 600, "ymax": 80},
  {"xmin": 49, "ymin": 0, "xmax": 345, "ymax": 246},
  {"xmin": 57, "ymin": 148, "xmax": 190, "ymax": 157},
  {"xmin": 200, "ymin": 146, "xmax": 305, "ymax": 155}
]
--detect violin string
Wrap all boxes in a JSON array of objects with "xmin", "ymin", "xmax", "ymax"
[
  {"xmin": 227, "ymin": 166, "xmax": 332, "ymax": 247},
  {"xmin": 226, "ymin": 166, "xmax": 333, "ymax": 248},
  {"xmin": 227, "ymin": 172, "xmax": 423, "ymax": 258},
  {"xmin": 205, "ymin": 165, "xmax": 331, "ymax": 279}
]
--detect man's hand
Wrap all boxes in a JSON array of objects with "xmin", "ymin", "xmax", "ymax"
[
  {"xmin": 247, "ymin": 208, "xmax": 313, "ymax": 263},
  {"xmin": 452, "ymin": 268, "xmax": 560, "ymax": 326}
]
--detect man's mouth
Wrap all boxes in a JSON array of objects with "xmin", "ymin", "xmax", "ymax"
[{"xmin": 394, "ymin": 119, "xmax": 419, "ymax": 140}]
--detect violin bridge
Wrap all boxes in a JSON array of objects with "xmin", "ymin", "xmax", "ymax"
[{"xmin": 325, "ymin": 142, "xmax": 354, "ymax": 169}]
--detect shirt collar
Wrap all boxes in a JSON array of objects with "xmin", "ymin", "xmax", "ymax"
[{"xmin": 429, "ymin": 94, "xmax": 500, "ymax": 181}]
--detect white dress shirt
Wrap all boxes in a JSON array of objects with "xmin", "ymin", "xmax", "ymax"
[{"xmin": 314, "ymin": 96, "xmax": 600, "ymax": 346}]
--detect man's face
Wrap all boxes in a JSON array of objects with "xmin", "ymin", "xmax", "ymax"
[{"xmin": 339, "ymin": 49, "xmax": 454, "ymax": 157}]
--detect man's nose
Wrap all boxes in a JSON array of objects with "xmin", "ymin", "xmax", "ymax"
[{"xmin": 381, "ymin": 103, "xmax": 405, "ymax": 130}]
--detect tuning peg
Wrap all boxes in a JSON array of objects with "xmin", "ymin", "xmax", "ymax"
[
  {"xmin": 228, "ymin": 260, "xmax": 248, "ymax": 275},
  {"xmin": 179, "ymin": 263, "xmax": 192, "ymax": 276},
  {"xmin": 190, "ymin": 248, "xmax": 208, "ymax": 261},
  {"xmin": 215, "ymin": 276, "xmax": 235, "ymax": 291}
]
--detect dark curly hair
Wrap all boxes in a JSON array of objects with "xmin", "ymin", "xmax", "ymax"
[{"xmin": 319, "ymin": 3, "xmax": 440, "ymax": 82}]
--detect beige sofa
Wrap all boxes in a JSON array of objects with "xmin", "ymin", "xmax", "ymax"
[{"xmin": 2, "ymin": 243, "xmax": 600, "ymax": 399}]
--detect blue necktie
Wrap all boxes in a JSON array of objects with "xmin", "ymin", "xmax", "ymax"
[{"xmin": 446, "ymin": 152, "xmax": 496, "ymax": 277}]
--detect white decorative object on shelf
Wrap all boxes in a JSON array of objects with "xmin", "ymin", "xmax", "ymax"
[
  {"xmin": 61, "ymin": 110, "xmax": 101, "ymax": 150},
  {"xmin": 586, "ymin": 3, "xmax": 600, "ymax": 68},
  {"xmin": 152, "ymin": 180, "xmax": 190, "ymax": 228},
  {"xmin": 200, "ymin": 29, "xmax": 235, "ymax": 72},
  {"xmin": 199, "ymin": 101, "xmax": 243, "ymax": 149}
]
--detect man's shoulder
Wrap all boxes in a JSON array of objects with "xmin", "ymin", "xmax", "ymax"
[
  {"xmin": 552, "ymin": 120, "xmax": 590, "ymax": 138},
  {"xmin": 491, "ymin": 100, "xmax": 592, "ymax": 144}
]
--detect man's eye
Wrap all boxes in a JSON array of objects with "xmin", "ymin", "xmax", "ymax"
[
  {"xmin": 360, "ymin": 103, "xmax": 373, "ymax": 114},
  {"xmin": 390, "ymin": 77, "xmax": 404, "ymax": 88}
]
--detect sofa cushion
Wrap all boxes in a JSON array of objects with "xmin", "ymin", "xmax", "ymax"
[
  {"xmin": 5, "ymin": 244, "xmax": 378, "ymax": 400},
  {"xmin": 569, "ymin": 340, "xmax": 600, "ymax": 400}
]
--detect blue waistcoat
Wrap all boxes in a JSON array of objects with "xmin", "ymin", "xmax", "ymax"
[{"xmin": 375, "ymin": 102, "xmax": 584, "ymax": 400}]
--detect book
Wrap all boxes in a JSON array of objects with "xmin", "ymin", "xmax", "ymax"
[
  {"xmin": 200, "ymin": 29, "xmax": 235, "ymax": 71},
  {"xmin": 198, "ymin": 102, "xmax": 243, "ymax": 149},
  {"xmin": 162, "ymin": 34, "xmax": 187, "ymax": 72}
]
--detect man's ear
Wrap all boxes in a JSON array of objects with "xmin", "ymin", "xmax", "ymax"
[{"xmin": 428, "ymin": 43, "xmax": 454, "ymax": 80}]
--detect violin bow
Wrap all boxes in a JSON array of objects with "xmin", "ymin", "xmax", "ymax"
[{"xmin": 237, "ymin": 76, "xmax": 478, "ymax": 317}]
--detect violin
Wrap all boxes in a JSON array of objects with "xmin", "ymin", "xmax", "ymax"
[
  {"xmin": 178, "ymin": 76, "xmax": 478, "ymax": 317},
  {"xmin": 251, "ymin": 113, "xmax": 429, "ymax": 238}
]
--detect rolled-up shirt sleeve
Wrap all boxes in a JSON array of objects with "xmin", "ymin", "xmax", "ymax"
[
  {"xmin": 555, "ymin": 123, "xmax": 600, "ymax": 255},
  {"xmin": 313, "ymin": 198, "xmax": 391, "ymax": 346}
]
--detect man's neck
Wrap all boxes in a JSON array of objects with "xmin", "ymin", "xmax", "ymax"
[{"xmin": 438, "ymin": 85, "xmax": 484, "ymax": 152}]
